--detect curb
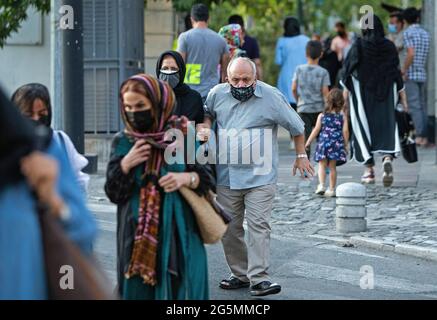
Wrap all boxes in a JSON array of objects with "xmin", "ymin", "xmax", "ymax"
[{"xmin": 308, "ymin": 234, "xmax": 437, "ymax": 263}]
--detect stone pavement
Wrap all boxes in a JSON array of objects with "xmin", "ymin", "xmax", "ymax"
[
  {"xmin": 88, "ymin": 132, "xmax": 437, "ymax": 262},
  {"xmin": 273, "ymin": 136, "xmax": 437, "ymax": 260}
]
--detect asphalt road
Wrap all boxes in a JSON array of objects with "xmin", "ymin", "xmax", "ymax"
[
  {"xmin": 90, "ymin": 130, "xmax": 437, "ymax": 300},
  {"xmin": 91, "ymin": 202, "xmax": 437, "ymax": 300}
]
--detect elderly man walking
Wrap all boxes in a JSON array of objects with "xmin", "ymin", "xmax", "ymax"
[{"xmin": 198, "ymin": 57, "xmax": 314, "ymax": 297}]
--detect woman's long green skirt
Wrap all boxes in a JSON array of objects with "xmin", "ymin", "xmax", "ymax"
[{"xmin": 122, "ymin": 166, "xmax": 209, "ymax": 300}]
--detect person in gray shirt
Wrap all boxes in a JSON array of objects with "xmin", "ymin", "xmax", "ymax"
[
  {"xmin": 292, "ymin": 40, "xmax": 330, "ymax": 157},
  {"xmin": 198, "ymin": 57, "xmax": 314, "ymax": 297},
  {"xmin": 177, "ymin": 4, "xmax": 229, "ymax": 101}
]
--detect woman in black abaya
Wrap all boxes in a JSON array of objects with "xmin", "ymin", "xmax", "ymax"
[{"xmin": 341, "ymin": 14, "xmax": 408, "ymax": 187}]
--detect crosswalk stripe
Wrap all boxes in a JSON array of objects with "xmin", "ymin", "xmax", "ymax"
[
  {"xmin": 279, "ymin": 260, "xmax": 437, "ymax": 294},
  {"xmin": 316, "ymin": 244, "xmax": 388, "ymax": 260}
]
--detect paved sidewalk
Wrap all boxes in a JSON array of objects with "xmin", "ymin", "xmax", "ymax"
[{"xmin": 273, "ymin": 133, "xmax": 437, "ymax": 261}]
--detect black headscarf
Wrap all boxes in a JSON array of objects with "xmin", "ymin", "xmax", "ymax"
[
  {"xmin": 11, "ymin": 83, "xmax": 54, "ymax": 139},
  {"xmin": 156, "ymin": 50, "xmax": 204, "ymax": 124},
  {"xmin": 284, "ymin": 17, "xmax": 301, "ymax": 37},
  {"xmin": 342, "ymin": 15, "xmax": 401, "ymax": 101},
  {"xmin": 0, "ymin": 86, "xmax": 50, "ymax": 190},
  {"xmin": 156, "ymin": 50, "xmax": 190, "ymax": 96}
]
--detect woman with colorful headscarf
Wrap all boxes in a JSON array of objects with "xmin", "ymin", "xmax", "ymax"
[
  {"xmin": 219, "ymin": 24, "xmax": 247, "ymax": 59},
  {"xmin": 104, "ymin": 74, "xmax": 214, "ymax": 300}
]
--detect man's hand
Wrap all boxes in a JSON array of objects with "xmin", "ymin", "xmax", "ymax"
[
  {"xmin": 21, "ymin": 152, "xmax": 65, "ymax": 218},
  {"xmin": 293, "ymin": 156, "xmax": 315, "ymax": 179},
  {"xmin": 401, "ymin": 69, "xmax": 409, "ymax": 82},
  {"xmin": 293, "ymin": 135, "xmax": 315, "ymax": 178},
  {"xmin": 399, "ymin": 90, "xmax": 409, "ymax": 114},
  {"xmin": 121, "ymin": 140, "xmax": 151, "ymax": 175}
]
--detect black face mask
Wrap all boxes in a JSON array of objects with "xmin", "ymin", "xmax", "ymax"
[
  {"xmin": 337, "ymin": 31, "xmax": 347, "ymax": 37},
  {"xmin": 126, "ymin": 110, "xmax": 154, "ymax": 133},
  {"xmin": 230, "ymin": 83, "xmax": 256, "ymax": 102},
  {"xmin": 30, "ymin": 115, "xmax": 50, "ymax": 128}
]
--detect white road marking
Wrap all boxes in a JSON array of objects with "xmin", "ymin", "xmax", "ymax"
[
  {"xmin": 280, "ymin": 260, "xmax": 437, "ymax": 295},
  {"xmin": 317, "ymin": 244, "xmax": 388, "ymax": 260}
]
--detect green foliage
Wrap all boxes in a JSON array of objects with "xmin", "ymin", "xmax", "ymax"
[
  {"xmin": 303, "ymin": 0, "xmax": 423, "ymax": 34},
  {"xmin": 171, "ymin": 0, "xmax": 423, "ymax": 85},
  {"xmin": 170, "ymin": 0, "xmax": 213, "ymax": 11},
  {"xmin": 0, "ymin": 0, "xmax": 50, "ymax": 48}
]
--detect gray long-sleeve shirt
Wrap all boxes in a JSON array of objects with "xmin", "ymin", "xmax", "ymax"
[{"xmin": 204, "ymin": 81, "xmax": 305, "ymax": 190}]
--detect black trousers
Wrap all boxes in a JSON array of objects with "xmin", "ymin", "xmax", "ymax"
[
  {"xmin": 299, "ymin": 112, "xmax": 322, "ymax": 158},
  {"xmin": 289, "ymin": 103, "xmax": 298, "ymax": 142}
]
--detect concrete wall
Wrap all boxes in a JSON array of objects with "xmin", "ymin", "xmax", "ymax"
[
  {"xmin": 0, "ymin": 11, "xmax": 52, "ymax": 97},
  {"xmin": 144, "ymin": 0, "xmax": 176, "ymax": 75}
]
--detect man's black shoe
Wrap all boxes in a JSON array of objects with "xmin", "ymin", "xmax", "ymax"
[
  {"xmin": 219, "ymin": 277, "xmax": 250, "ymax": 290},
  {"xmin": 250, "ymin": 281, "xmax": 281, "ymax": 297}
]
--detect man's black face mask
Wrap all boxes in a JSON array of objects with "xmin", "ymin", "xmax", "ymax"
[{"xmin": 230, "ymin": 83, "xmax": 256, "ymax": 102}]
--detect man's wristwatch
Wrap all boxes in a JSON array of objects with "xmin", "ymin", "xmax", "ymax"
[{"xmin": 297, "ymin": 153, "xmax": 308, "ymax": 159}]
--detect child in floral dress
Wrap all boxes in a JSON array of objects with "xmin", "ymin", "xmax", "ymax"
[{"xmin": 305, "ymin": 89, "xmax": 349, "ymax": 197}]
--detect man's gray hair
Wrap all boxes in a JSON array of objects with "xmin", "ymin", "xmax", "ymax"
[{"xmin": 227, "ymin": 57, "xmax": 257, "ymax": 78}]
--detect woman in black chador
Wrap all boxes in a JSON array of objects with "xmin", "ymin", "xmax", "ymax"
[{"xmin": 341, "ymin": 14, "xmax": 408, "ymax": 187}]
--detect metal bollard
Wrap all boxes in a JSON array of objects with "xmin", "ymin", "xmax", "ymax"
[{"xmin": 335, "ymin": 183, "xmax": 367, "ymax": 234}]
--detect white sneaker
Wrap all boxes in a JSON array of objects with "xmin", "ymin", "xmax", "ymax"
[
  {"xmin": 315, "ymin": 184, "xmax": 326, "ymax": 195},
  {"xmin": 325, "ymin": 189, "xmax": 336, "ymax": 198}
]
